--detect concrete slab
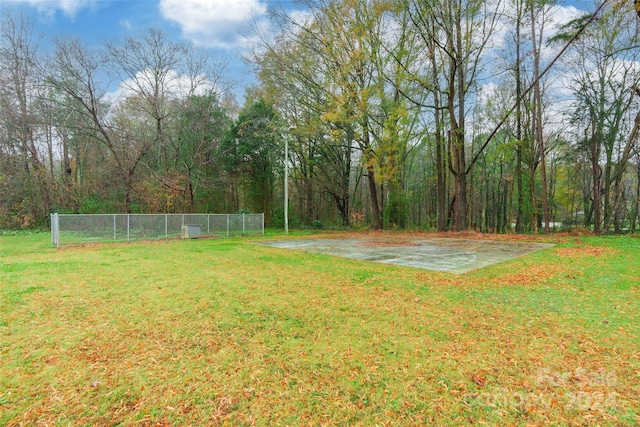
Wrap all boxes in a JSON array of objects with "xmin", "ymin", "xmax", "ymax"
[{"xmin": 256, "ymin": 237, "xmax": 554, "ymax": 274}]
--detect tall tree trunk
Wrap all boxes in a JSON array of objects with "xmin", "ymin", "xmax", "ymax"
[
  {"xmin": 633, "ymin": 159, "xmax": 640, "ymax": 232},
  {"xmin": 362, "ymin": 121, "xmax": 382, "ymax": 229},
  {"xmin": 501, "ymin": 176, "xmax": 509, "ymax": 233},
  {"xmin": 187, "ymin": 168, "xmax": 195, "ymax": 213},
  {"xmin": 124, "ymin": 175, "xmax": 133, "ymax": 214},
  {"xmin": 454, "ymin": 6, "xmax": 467, "ymax": 232},
  {"xmin": 515, "ymin": 3, "xmax": 524, "ymax": 233},
  {"xmin": 366, "ymin": 164, "xmax": 382, "ymax": 229},
  {"xmin": 531, "ymin": 6, "xmax": 550, "ymax": 234},
  {"xmin": 306, "ymin": 144, "xmax": 314, "ymax": 223},
  {"xmin": 342, "ymin": 135, "xmax": 352, "ymax": 227},
  {"xmin": 591, "ymin": 127, "xmax": 603, "ymax": 234},
  {"xmin": 429, "ymin": 38, "xmax": 446, "ymax": 231},
  {"xmin": 529, "ymin": 142, "xmax": 538, "ymax": 233},
  {"xmin": 447, "ymin": 25, "xmax": 467, "ymax": 231},
  {"xmin": 603, "ymin": 154, "xmax": 613, "ymax": 231},
  {"xmin": 435, "ymin": 115, "xmax": 446, "ymax": 231}
]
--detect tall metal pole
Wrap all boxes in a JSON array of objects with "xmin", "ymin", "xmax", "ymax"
[{"xmin": 284, "ymin": 133, "xmax": 289, "ymax": 235}]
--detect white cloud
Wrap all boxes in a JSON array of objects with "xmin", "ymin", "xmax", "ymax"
[
  {"xmin": 158, "ymin": 0, "xmax": 268, "ymax": 49},
  {"xmin": 539, "ymin": 5, "xmax": 583, "ymax": 61},
  {"xmin": 119, "ymin": 18, "xmax": 132, "ymax": 30},
  {"xmin": 288, "ymin": 9, "xmax": 313, "ymax": 28},
  {"xmin": 5, "ymin": 0, "xmax": 98, "ymax": 22},
  {"xmin": 477, "ymin": 82, "xmax": 499, "ymax": 107},
  {"xmin": 487, "ymin": 3, "xmax": 585, "ymax": 63},
  {"xmin": 103, "ymin": 69, "xmax": 217, "ymax": 109}
]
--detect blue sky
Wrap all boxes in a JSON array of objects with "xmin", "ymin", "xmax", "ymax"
[
  {"xmin": 0, "ymin": 0, "xmax": 300, "ymax": 101},
  {"xmin": 1, "ymin": 0, "xmax": 591, "ymax": 103}
]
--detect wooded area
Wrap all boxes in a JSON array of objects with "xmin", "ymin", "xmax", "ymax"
[{"xmin": 2, "ymin": 0, "xmax": 640, "ymax": 233}]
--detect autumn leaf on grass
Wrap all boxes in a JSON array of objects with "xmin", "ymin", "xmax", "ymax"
[{"xmin": 471, "ymin": 373, "xmax": 487, "ymax": 387}]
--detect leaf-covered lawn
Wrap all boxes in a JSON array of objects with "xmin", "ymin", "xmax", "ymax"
[{"xmin": 1, "ymin": 232, "xmax": 638, "ymax": 426}]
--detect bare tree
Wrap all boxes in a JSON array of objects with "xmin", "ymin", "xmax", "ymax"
[
  {"xmin": 48, "ymin": 37, "xmax": 152, "ymax": 213},
  {"xmin": 105, "ymin": 29, "xmax": 186, "ymax": 174},
  {"xmin": 0, "ymin": 11, "xmax": 52, "ymax": 226}
]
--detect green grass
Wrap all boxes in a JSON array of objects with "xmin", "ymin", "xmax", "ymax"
[{"xmin": 1, "ymin": 232, "xmax": 638, "ymax": 426}]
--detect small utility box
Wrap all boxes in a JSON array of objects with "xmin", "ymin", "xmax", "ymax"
[{"xmin": 181, "ymin": 224, "xmax": 201, "ymax": 239}]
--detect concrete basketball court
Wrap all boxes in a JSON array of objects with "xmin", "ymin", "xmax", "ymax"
[{"xmin": 257, "ymin": 237, "xmax": 554, "ymax": 274}]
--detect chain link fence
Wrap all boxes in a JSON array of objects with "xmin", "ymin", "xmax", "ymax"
[{"xmin": 51, "ymin": 213, "xmax": 264, "ymax": 247}]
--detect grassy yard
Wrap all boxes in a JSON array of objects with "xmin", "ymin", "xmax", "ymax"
[{"xmin": 1, "ymin": 231, "xmax": 638, "ymax": 426}]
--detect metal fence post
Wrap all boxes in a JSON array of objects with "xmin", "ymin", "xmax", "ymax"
[
  {"xmin": 243, "ymin": 213, "xmax": 245, "ymax": 235},
  {"xmin": 51, "ymin": 213, "xmax": 59, "ymax": 248},
  {"xmin": 113, "ymin": 214, "xmax": 117, "ymax": 240},
  {"xmin": 226, "ymin": 214, "xmax": 230, "ymax": 238},
  {"xmin": 127, "ymin": 214, "xmax": 130, "ymax": 242},
  {"xmin": 165, "ymin": 214, "xmax": 168, "ymax": 236},
  {"xmin": 262, "ymin": 213, "xmax": 265, "ymax": 235}
]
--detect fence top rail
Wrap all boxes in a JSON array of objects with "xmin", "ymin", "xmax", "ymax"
[{"xmin": 57, "ymin": 213, "xmax": 262, "ymax": 217}]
